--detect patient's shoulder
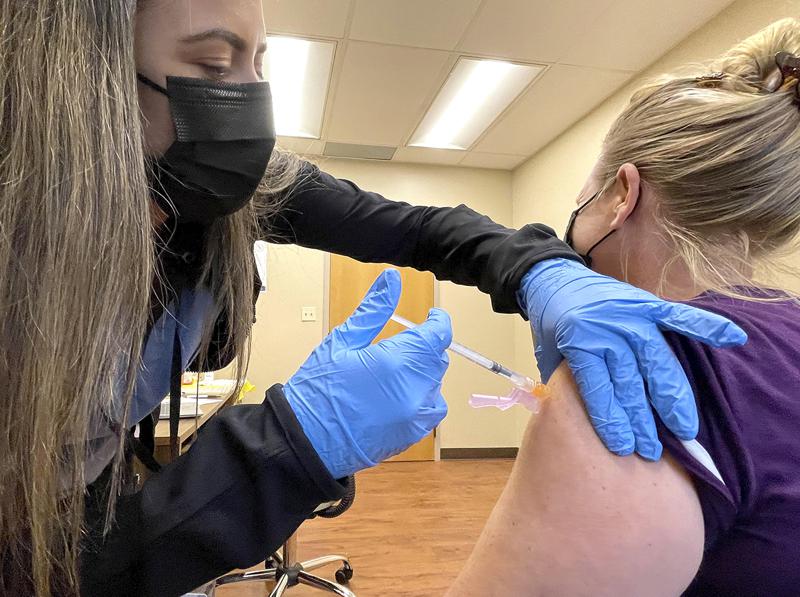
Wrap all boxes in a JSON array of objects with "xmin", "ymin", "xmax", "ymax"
[{"xmin": 513, "ymin": 363, "xmax": 704, "ymax": 594}]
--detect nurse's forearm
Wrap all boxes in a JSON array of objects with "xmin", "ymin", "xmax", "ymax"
[
  {"xmin": 80, "ymin": 388, "xmax": 347, "ymax": 597},
  {"xmin": 263, "ymin": 162, "xmax": 579, "ymax": 314}
]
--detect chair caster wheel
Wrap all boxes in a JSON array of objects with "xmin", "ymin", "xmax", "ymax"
[{"xmin": 335, "ymin": 563, "xmax": 353, "ymax": 585}]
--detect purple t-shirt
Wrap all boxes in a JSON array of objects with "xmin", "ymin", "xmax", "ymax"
[{"xmin": 658, "ymin": 291, "xmax": 800, "ymax": 596}]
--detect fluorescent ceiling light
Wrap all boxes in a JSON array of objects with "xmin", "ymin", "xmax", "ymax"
[
  {"xmin": 265, "ymin": 36, "xmax": 335, "ymax": 139},
  {"xmin": 410, "ymin": 58, "xmax": 543, "ymax": 150}
]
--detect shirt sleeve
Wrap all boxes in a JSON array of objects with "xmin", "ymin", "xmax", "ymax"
[
  {"xmin": 658, "ymin": 333, "xmax": 755, "ymax": 550},
  {"xmin": 80, "ymin": 385, "xmax": 347, "ymax": 597},
  {"xmin": 262, "ymin": 161, "xmax": 580, "ymax": 315}
]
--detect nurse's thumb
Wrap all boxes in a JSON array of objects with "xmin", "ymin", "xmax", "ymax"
[
  {"xmin": 415, "ymin": 308, "xmax": 453, "ymax": 354},
  {"xmin": 335, "ymin": 269, "xmax": 401, "ymax": 349}
]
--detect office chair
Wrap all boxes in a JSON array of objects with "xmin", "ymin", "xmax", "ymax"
[{"xmin": 208, "ymin": 476, "xmax": 357, "ymax": 597}]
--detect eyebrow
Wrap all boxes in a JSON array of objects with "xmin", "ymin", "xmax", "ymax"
[{"xmin": 179, "ymin": 28, "xmax": 266, "ymax": 53}]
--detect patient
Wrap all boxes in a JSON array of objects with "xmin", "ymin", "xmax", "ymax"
[{"xmin": 448, "ymin": 19, "xmax": 800, "ymax": 597}]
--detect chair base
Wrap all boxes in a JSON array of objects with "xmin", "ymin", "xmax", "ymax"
[{"xmin": 209, "ymin": 537, "xmax": 356, "ymax": 597}]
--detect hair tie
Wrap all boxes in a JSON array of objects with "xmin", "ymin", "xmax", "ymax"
[
  {"xmin": 695, "ymin": 72, "xmax": 726, "ymax": 82},
  {"xmin": 694, "ymin": 72, "xmax": 726, "ymax": 88},
  {"xmin": 774, "ymin": 52, "xmax": 800, "ymax": 101}
]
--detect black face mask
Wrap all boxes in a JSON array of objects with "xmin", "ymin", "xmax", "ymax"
[
  {"xmin": 563, "ymin": 190, "xmax": 617, "ymax": 268},
  {"xmin": 138, "ymin": 74, "xmax": 276, "ymax": 225}
]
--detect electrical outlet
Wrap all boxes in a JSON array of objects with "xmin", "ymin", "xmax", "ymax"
[{"xmin": 301, "ymin": 307, "xmax": 317, "ymax": 322}]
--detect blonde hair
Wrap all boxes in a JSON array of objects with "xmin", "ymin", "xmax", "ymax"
[
  {"xmin": 0, "ymin": 0, "xmax": 301, "ymax": 593},
  {"xmin": 597, "ymin": 18, "xmax": 800, "ymax": 297}
]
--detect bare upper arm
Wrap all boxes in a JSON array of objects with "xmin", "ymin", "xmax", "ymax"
[{"xmin": 447, "ymin": 362, "xmax": 704, "ymax": 597}]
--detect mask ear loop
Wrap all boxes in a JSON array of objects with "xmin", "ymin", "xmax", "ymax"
[
  {"xmin": 586, "ymin": 176, "xmax": 645, "ymax": 264},
  {"xmin": 583, "ymin": 228, "xmax": 617, "ymax": 261},
  {"xmin": 564, "ymin": 190, "xmax": 601, "ymax": 247},
  {"xmin": 137, "ymin": 73, "xmax": 170, "ymax": 97},
  {"xmin": 566, "ymin": 179, "xmax": 631, "ymax": 267}
]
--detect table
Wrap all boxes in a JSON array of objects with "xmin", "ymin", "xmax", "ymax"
[{"xmin": 153, "ymin": 380, "xmax": 238, "ymax": 463}]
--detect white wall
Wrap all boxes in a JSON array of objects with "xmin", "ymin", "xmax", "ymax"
[
  {"xmin": 245, "ymin": 158, "xmax": 530, "ymax": 449},
  {"xmin": 511, "ymin": 0, "xmax": 800, "ymax": 382},
  {"xmin": 245, "ymin": 0, "xmax": 800, "ymax": 451}
]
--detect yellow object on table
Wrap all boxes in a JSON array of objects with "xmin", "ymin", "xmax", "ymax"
[
  {"xmin": 179, "ymin": 378, "xmax": 256, "ymax": 404},
  {"xmin": 237, "ymin": 380, "xmax": 256, "ymax": 403}
]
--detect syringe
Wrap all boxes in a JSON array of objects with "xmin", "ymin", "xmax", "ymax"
[
  {"xmin": 390, "ymin": 314, "xmax": 548, "ymax": 398},
  {"xmin": 390, "ymin": 313, "xmax": 724, "ymax": 484}
]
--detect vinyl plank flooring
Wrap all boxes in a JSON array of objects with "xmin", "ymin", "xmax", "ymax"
[{"xmin": 213, "ymin": 460, "xmax": 513, "ymax": 597}]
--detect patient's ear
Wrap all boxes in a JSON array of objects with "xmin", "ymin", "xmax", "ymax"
[{"xmin": 609, "ymin": 163, "xmax": 641, "ymax": 230}]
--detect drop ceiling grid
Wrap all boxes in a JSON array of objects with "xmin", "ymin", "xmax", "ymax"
[{"xmin": 263, "ymin": 0, "xmax": 737, "ymax": 170}]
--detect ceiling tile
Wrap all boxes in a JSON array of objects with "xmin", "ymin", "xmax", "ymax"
[
  {"xmin": 276, "ymin": 137, "xmax": 316, "ymax": 153},
  {"xmin": 276, "ymin": 137, "xmax": 326, "ymax": 155},
  {"xmin": 326, "ymin": 42, "xmax": 451, "ymax": 146},
  {"xmin": 304, "ymin": 140, "xmax": 326, "ymax": 155},
  {"xmin": 474, "ymin": 64, "xmax": 633, "ymax": 156},
  {"xmin": 459, "ymin": 0, "xmax": 613, "ymax": 63},
  {"xmin": 560, "ymin": 0, "xmax": 735, "ymax": 71},
  {"xmin": 262, "ymin": 0, "xmax": 352, "ymax": 38},
  {"xmin": 349, "ymin": 0, "xmax": 482, "ymax": 50},
  {"xmin": 459, "ymin": 152, "xmax": 527, "ymax": 170},
  {"xmin": 393, "ymin": 147, "xmax": 465, "ymax": 166}
]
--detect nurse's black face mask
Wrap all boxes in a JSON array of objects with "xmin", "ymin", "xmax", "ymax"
[
  {"xmin": 137, "ymin": 73, "xmax": 276, "ymax": 225},
  {"xmin": 563, "ymin": 190, "xmax": 619, "ymax": 268}
]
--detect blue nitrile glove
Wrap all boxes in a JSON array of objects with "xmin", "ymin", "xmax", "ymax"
[
  {"xmin": 283, "ymin": 269, "xmax": 451, "ymax": 479},
  {"xmin": 518, "ymin": 258, "xmax": 748, "ymax": 461}
]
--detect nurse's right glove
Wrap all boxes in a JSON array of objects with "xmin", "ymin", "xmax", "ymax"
[{"xmin": 283, "ymin": 269, "xmax": 451, "ymax": 480}]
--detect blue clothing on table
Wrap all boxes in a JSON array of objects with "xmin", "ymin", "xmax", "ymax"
[
  {"xmin": 659, "ymin": 291, "xmax": 800, "ymax": 596},
  {"xmin": 129, "ymin": 287, "xmax": 215, "ymax": 426},
  {"xmin": 83, "ymin": 288, "xmax": 215, "ymax": 484}
]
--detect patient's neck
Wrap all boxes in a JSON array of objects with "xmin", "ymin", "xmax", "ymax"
[
  {"xmin": 624, "ymin": 256, "xmax": 707, "ymax": 302},
  {"xmin": 597, "ymin": 231, "xmax": 711, "ymax": 301}
]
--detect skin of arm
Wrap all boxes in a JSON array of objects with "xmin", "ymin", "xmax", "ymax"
[{"xmin": 446, "ymin": 362, "xmax": 705, "ymax": 597}]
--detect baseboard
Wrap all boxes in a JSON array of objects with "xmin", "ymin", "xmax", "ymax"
[{"xmin": 440, "ymin": 447, "xmax": 518, "ymax": 460}]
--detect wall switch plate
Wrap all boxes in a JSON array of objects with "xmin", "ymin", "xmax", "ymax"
[{"xmin": 301, "ymin": 307, "xmax": 317, "ymax": 322}]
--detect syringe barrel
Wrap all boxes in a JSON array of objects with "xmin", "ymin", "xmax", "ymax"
[
  {"xmin": 447, "ymin": 341, "xmax": 496, "ymax": 371},
  {"xmin": 391, "ymin": 313, "xmax": 532, "ymax": 388}
]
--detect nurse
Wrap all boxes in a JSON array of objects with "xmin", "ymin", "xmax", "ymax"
[{"xmin": 0, "ymin": 1, "xmax": 745, "ymax": 596}]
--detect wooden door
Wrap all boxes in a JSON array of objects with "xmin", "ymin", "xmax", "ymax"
[{"xmin": 329, "ymin": 255, "xmax": 436, "ymax": 461}]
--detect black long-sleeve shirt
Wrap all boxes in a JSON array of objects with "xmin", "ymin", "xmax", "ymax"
[
  {"xmin": 79, "ymin": 162, "xmax": 578, "ymax": 597},
  {"xmin": 267, "ymin": 164, "xmax": 575, "ymax": 314}
]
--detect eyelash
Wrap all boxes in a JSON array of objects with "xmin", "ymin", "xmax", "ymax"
[
  {"xmin": 202, "ymin": 64, "xmax": 230, "ymax": 80},
  {"xmin": 200, "ymin": 63, "xmax": 265, "ymax": 81}
]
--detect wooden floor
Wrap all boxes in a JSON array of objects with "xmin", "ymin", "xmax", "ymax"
[{"xmin": 214, "ymin": 459, "xmax": 513, "ymax": 597}]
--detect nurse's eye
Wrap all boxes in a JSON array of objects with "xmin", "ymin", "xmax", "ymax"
[{"xmin": 202, "ymin": 64, "xmax": 231, "ymax": 81}]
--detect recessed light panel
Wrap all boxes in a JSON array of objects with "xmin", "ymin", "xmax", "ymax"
[
  {"xmin": 265, "ymin": 36, "xmax": 336, "ymax": 139},
  {"xmin": 410, "ymin": 58, "xmax": 543, "ymax": 150}
]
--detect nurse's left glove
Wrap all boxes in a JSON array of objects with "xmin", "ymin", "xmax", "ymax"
[
  {"xmin": 283, "ymin": 269, "xmax": 451, "ymax": 480},
  {"xmin": 518, "ymin": 258, "xmax": 747, "ymax": 461}
]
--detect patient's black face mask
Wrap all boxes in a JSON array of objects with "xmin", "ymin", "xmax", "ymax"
[
  {"xmin": 563, "ymin": 191, "xmax": 617, "ymax": 268},
  {"xmin": 138, "ymin": 74, "xmax": 276, "ymax": 225}
]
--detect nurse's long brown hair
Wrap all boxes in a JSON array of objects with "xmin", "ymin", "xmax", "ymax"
[
  {"xmin": 0, "ymin": 1, "xmax": 151, "ymax": 594},
  {"xmin": 0, "ymin": 1, "xmax": 300, "ymax": 595}
]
